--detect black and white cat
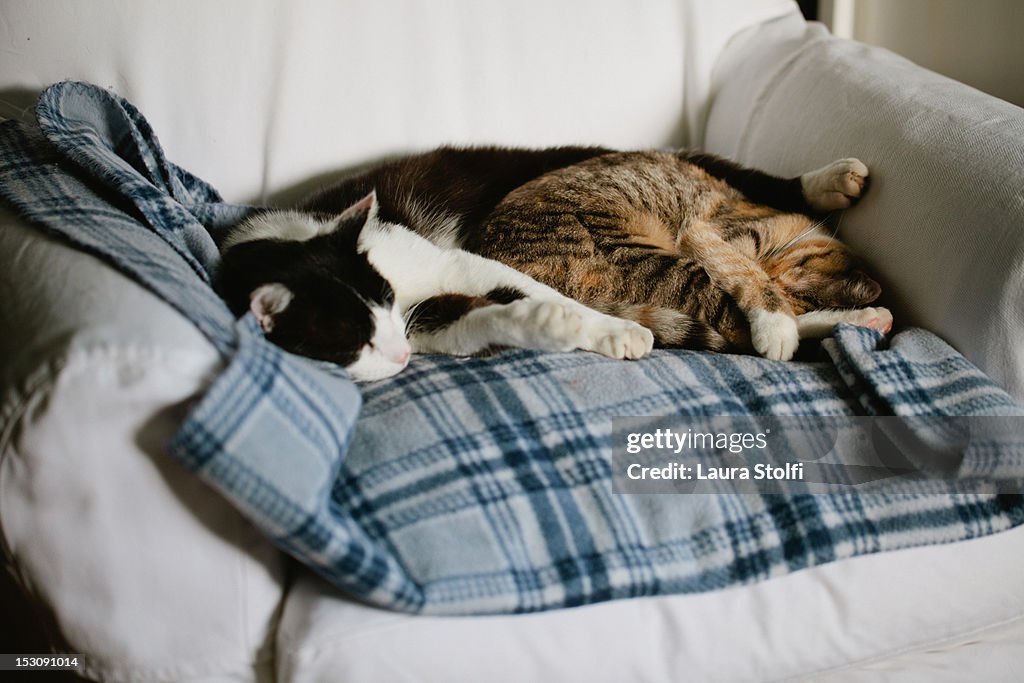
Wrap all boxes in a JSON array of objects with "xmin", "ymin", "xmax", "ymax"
[{"xmin": 217, "ymin": 191, "xmax": 655, "ymax": 381}]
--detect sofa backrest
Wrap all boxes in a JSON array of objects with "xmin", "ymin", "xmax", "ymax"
[{"xmin": 0, "ymin": 0, "xmax": 798, "ymax": 202}]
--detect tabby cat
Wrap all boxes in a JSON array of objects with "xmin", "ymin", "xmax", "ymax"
[{"xmin": 216, "ymin": 147, "xmax": 890, "ymax": 381}]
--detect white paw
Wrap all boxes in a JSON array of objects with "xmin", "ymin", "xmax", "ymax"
[
  {"xmin": 584, "ymin": 316, "xmax": 655, "ymax": 360},
  {"xmin": 846, "ymin": 306, "xmax": 893, "ymax": 334},
  {"xmin": 749, "ymin": 309, "xmax": 799, "ymax": 361},
  {"xmin": 508, "ymin": 300, "xmax": 586, "ymax": 351},
  {"xmin": 801, "ymin": 158, "xmax": 869, "ymax": 211}
]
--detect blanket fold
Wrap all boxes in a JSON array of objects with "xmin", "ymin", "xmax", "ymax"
[{"xmin": 1, "ymin": 81, "xmax": 1022, "ymax": 615}]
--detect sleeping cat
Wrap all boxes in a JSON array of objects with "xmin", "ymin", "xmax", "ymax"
[{"xmin": 216, "ymin": 147, "xmax": 890, "ymax": 381}]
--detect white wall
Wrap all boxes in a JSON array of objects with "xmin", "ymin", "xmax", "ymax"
[{"xmin": 821, "ymin": 0, "xmax": 1024, "ymax": 108}]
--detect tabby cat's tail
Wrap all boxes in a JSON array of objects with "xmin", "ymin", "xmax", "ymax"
[{"xmin": 598, "ymin": 304, "xmax": 726, "ymax": 352}]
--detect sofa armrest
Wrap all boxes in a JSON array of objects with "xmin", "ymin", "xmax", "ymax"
[
  {"xmin": 0, "ymin": 212, "xmax": 286, "ymax": 681},
  {"xmin": 704, "ymin": 19, "xmax": 1024, "ymax": 401}
]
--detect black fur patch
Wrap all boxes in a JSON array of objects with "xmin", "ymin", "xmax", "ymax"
[
  {"xmin": 407, "ymin": 294, "xmax": 493, "ymax": 334},
  {"xmin": 485, "ymin": 286, "xmax": 525, "ymax": 304},
  {"xmin": 407, "ymin": 287, "xmax": 525, "ymax": 335},
  {"xmin": 300, "ymin": 146, "xmax": 614, "ymax": 248},
  {"xmin": 679, "ymin": 150, "xmax": 814, "ymax": 216}
]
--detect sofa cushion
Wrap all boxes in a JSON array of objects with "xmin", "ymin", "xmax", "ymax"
[{"xmin": 276, "ymin": 523, "xmax": 1024, "ymax": 682}]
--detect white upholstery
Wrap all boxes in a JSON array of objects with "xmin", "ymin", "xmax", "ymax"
[
  {"xmin": 0, "ymin": 0, "xmax": 793, "ymax": 203},
  {"xmin": 2, "ymin": 1, "xmax": 1024, "ymax": 681},
  {"xmin": 0, "ymin": 217, "xmax": 284, "ymax": 682},
  {"xmin": 278, "ymin": 524, "xmax": 1024, "ymax": 682}
]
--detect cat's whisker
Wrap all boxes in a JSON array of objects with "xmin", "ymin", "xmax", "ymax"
[{"xmin": 403, "ymin": 301, "xmax": 427, "ymax": 333}]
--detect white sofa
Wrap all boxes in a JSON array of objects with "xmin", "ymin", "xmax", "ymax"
[{"xmin": 2, "ymin": 1, "xmax": 1023, "ymax": 681}]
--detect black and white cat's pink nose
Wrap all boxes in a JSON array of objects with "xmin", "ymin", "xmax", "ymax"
[
  {"xmin": 344, "ymin": 305, "xmax": 414, "ymax": 381},
  {"xmin": 388, "ymin": 344, "xmax": 411, "ymax": 366},
  {"xmin": 373, "ymin": 320, "xmax": 413, "ymax": 368},
  {"xmin": 378, "ymin": 307, "xmax": 412, "ymax": 366},
  {"xmin": 347, "ymin": 336, "xmax": 412, "ymax": 382}
]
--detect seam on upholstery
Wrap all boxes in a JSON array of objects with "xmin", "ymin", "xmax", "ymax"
[
  {"xmin": 277, "ymin": 613, "xmax": 412, "ymax": 678},
  {"xmin": 0, "ymin": 353, "xmax": 73, "ymax": 565}
]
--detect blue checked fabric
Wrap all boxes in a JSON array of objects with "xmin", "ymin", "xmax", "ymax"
[{"xmin": 1, "ymin": 82, "xmax": 1022, "ymax": 615}]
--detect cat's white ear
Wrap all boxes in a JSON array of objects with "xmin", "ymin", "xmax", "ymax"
[
  {"xmin": 249, "ymin": 283, "xmax": 294, "ymax": 333},
  {"xmin": 339, "ymin": 190, "xmax": 378, "ymax": 222}
]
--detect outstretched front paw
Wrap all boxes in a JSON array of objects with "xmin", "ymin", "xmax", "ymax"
[
  {"xmin": 511, "ymin": 300, "xmax": 654, "ymax": 359},
  {"xmin": 802, "ymin": 158, "xmax": 869, "ymax": 211},
  {"xmin": 749, "ymin": 309, "xmax": 799, "ymax": 361},
  {"xmin": 584, "ymin": 316, "xmax": 655, "ymax": 360}
]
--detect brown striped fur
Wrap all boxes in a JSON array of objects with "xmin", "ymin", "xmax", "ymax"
[{"xmin": 466, "ymin": 151, "xmax": 879, "ymax": 351}]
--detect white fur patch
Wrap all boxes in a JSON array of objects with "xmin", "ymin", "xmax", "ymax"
[
  {"xmin": 222, "ymin": 210, "xmax": 335, "ymax": 249},
  {"xmin": 403, "ymin": 197, "xmax": 463, "ymax": 250}
]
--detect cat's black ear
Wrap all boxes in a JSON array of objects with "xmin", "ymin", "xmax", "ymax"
[{"xmin": 249, "ymin": 283, "xmax": 294, "ymax": 333}]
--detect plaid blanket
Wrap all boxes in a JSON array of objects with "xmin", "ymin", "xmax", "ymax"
[{"xmin": 1, "ymin": 82, "xmax": 1022, "ymax": 615}]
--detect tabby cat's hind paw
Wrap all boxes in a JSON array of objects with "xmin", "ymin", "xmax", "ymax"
[
  {"xmin": 749, "ymin": 310, "xmax": 799, "ymax": 361},
  {"xmin": 801, "ymin": 158, "xmax": 869, "ymax": 211}
]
